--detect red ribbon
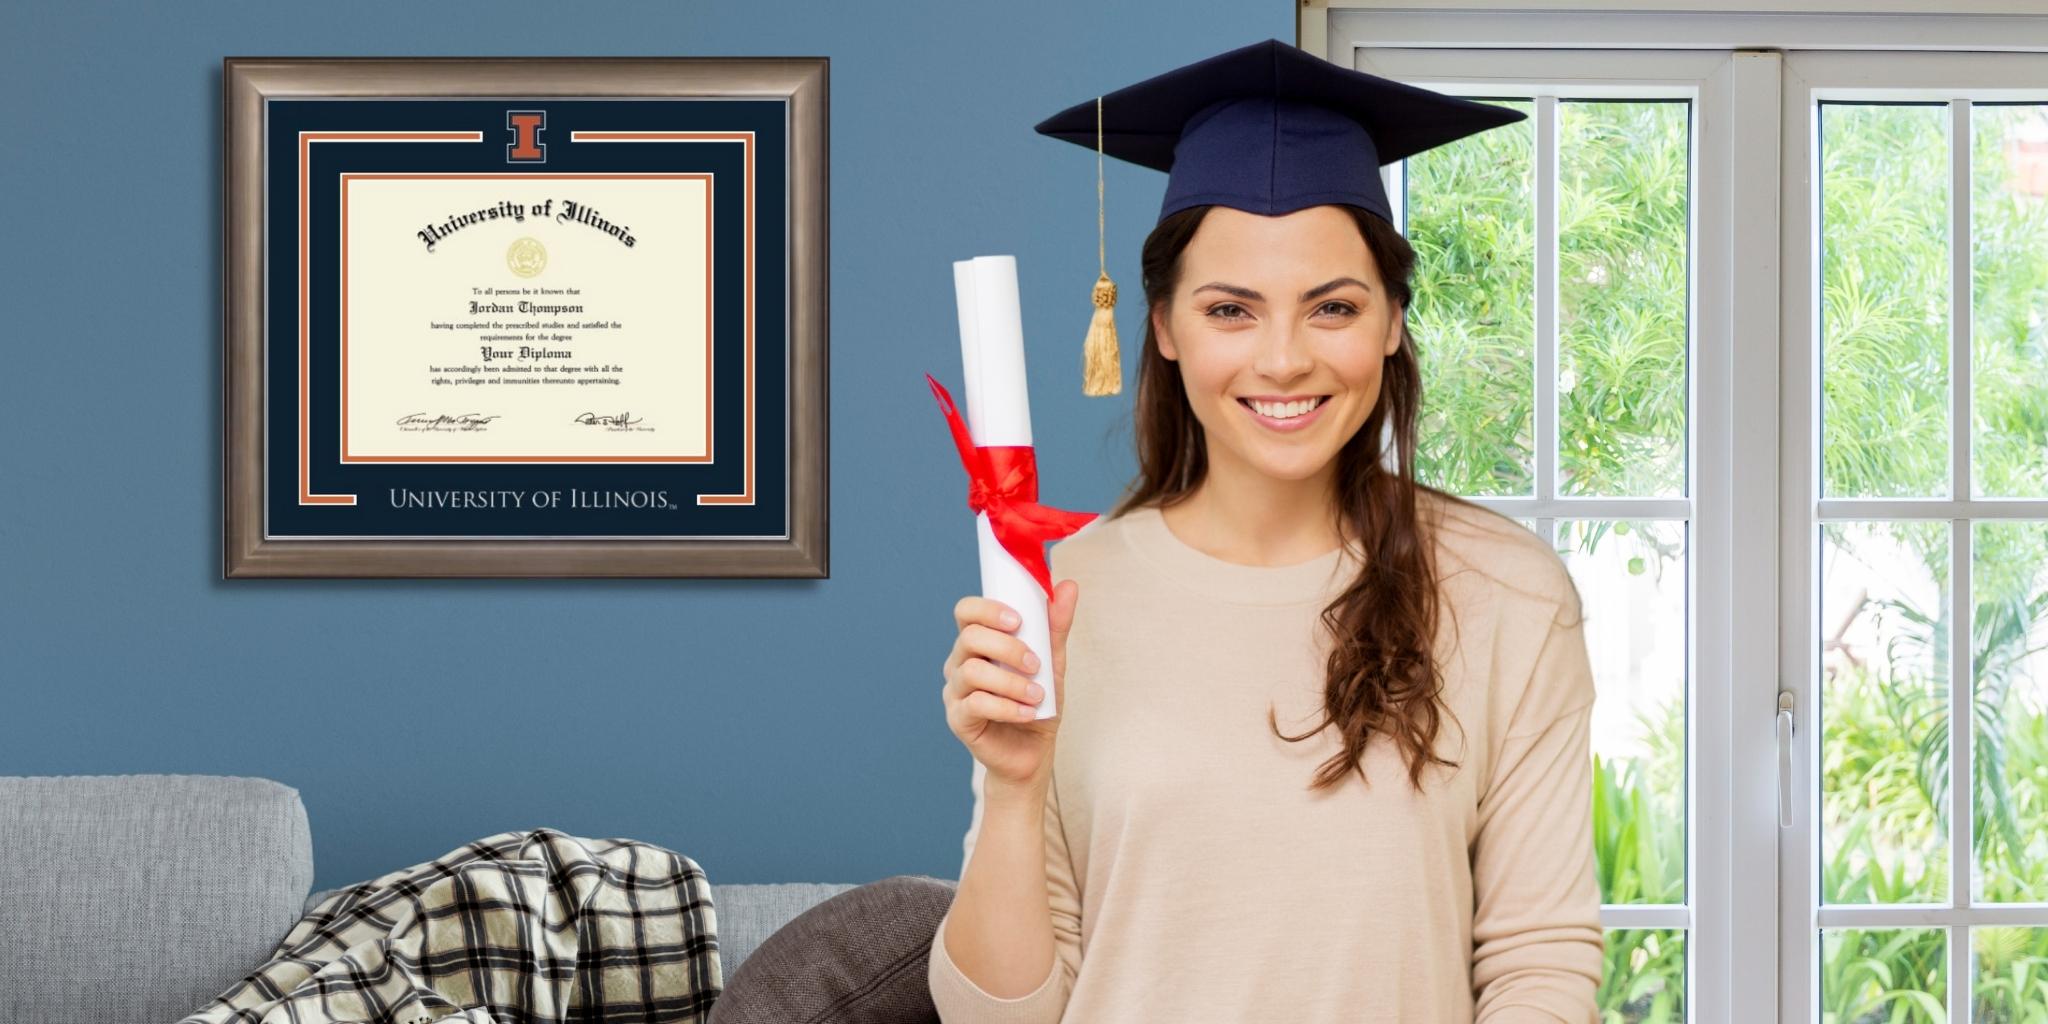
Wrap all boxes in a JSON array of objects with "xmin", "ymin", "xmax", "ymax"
[{"xmin": 926, "ymin": 373, "xmax": 1098, "ymax": 601}]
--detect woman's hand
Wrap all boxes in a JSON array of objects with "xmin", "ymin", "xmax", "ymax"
[{"xmin": 942, "ymin": 580, "xmax": 1080, "ymax": 789}]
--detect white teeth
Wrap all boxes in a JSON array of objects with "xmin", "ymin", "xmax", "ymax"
[{"xmin": 1247, "ymin": 397, "xmax": 1322, "ymax": 419}]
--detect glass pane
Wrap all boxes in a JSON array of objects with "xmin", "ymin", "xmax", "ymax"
[
  {"xmin": 1971, "ymin": 104, "xmax": 2048, "ymax": 499},
  {"xmin": 1819, "ymin": 103, "xmax": 1952, "ymax": 499},
  {"xmin": 1407, "ymin": 98, "xmax": 1536, "ymax": 497},
  {"xmin": 1556, "ymin": 100, "xmax": 1690, "ymax": 499},
  {"xmin": 1972, "ymin": 927, "xmax": 2048, "ymax": 1020},
  {"xmin": 1599, "ymin": 928, "xmax": 1687, "ymax": 1023},
  {"xmin": 1557, "ymin": 519, "xmax": 1687, "ymax": 905},
  {"xmin": 1820, "ymin": 928, "xmax": 1949, "ymax": 1022},
  {"xmin": 1820, "ymin": 521, "xmax": 1951, "ymax": 905},
  {"xmin": 1971, "ymin": 522, "xmax": 2048, "ymax": 904}
]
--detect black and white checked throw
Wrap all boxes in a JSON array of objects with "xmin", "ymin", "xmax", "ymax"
[{"xmin": 181, "ymin": 828, "xmax": 721, "ymax": 1024}]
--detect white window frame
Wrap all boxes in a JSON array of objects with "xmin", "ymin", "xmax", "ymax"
[
  {"xmin": 1779, "ymin": 46, "xmax": 2048, "ymax": 1024},
  {"xmin": 1304, "ymin": 3, "xmax": 2048, "ymax": 57},
  {"xmin": 1305, "ymin": 6, "xmax": 2048, "ymax": 1024}
]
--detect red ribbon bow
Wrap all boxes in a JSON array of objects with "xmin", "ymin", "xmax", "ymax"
[{"xmin": 926, "ymin": 373, "xmax": 1098, "ymax": 601}]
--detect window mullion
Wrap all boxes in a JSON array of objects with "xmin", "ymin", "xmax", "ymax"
[
  {"xmin": 1723, "ymin": 49, "xmax": 1786, "ymax": 1024},
  {"xmin": 1537, "ymin": 94, "xmax": 1559, "ymax": 507},
  {"xmin": 1953, "ymin": 100, "xmax": 1974, "ymax": 509},
  {"xmin": 1948, "ymin": 92, "xmax": 1976, "ymax": 1024},
  {"xmin": 1950, "ymin": 511, "xmax": 1975, "ymax": 1023}
]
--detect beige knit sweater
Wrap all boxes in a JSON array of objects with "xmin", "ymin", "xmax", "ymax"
[{"xmin": 928, "ymin": 494, "xmax": 1605, "ymax": 1023}]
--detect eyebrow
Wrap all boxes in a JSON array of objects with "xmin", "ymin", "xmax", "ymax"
[{"xmin": 1192, "ymin": 277, "xmax": 1373, "ymax": 303}]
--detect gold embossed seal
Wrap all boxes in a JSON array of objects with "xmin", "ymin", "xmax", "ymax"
[{"xmin": 506, "ymin": 237, "xmax": 547, "ymax": 278}]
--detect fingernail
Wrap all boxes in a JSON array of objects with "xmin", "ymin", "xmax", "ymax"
[
  {"xmin": 1002, "ymin": 610, "xmax": 1020, "ymax": 628},
  {"xmin": 1026, "ymin": 683, "xmax": 1044, "ymax": 701},
  {"xmin": 1023, "ymin": 651, "xmax": 1040, "ymax": 673}
]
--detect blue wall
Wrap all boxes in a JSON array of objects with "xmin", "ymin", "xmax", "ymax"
[{"xmin": 0, "ymin": 1, "xmax": 1287, "ymax": 890}]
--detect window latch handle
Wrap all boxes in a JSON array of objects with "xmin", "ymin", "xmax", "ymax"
[{"xmin": 1777, "ymin": 690, "xmax": 1797, "ymax": 829}]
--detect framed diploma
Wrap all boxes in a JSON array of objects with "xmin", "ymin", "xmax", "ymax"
[{"xmin": 222, "ymin": 57, "xmax": 826, "ymax": 578}]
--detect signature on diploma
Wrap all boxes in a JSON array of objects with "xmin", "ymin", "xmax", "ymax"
[
  {"xmin": 396, "ymin": 412, "xmax": 501, "ymax": 427},
  {"xmin": 574, "ymin": 411, "xmax": 645, "ymax": 427}
]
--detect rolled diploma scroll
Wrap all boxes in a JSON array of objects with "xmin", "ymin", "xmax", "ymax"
[{"xmin": 952, "ymin": 255, "xmax": 1058, "ymax": 720}]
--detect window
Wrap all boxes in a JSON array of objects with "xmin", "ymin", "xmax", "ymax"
[
  {"xmin": 1796, "ymin": 51, "xmax": 2048, "ymax": 1024},
  {"xmin": 1308, "ymin": 7, "xmax": 2048, "ymax": 1021}
]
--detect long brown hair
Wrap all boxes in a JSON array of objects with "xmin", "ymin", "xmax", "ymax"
[{"xmin": 1108, "ymin": 202, "xmax": 1492, "ymax": 794}]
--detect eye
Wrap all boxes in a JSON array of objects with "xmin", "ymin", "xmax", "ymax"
[
  {"xmin": 1314, "ymin": 300, "xmax": 1359, "ymax": 318},
  {"xmin": 1204, "ymin": 302, "xmax": 1250, "ymax": 321}
]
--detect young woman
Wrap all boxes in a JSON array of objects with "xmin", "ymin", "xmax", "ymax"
[{"xmin": 930, "ymin": 40, "xmax": 1604, "ymax": 1024}]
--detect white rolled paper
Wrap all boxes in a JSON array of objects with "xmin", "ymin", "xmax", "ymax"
[{"xmin": 952, "ymin": 254, "xmax": 1058, "ymax": 720}]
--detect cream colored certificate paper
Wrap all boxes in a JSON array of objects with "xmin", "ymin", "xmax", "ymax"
[{"xmin": 340, "ymin": 174, "xmax": 710, "ymax": 462}]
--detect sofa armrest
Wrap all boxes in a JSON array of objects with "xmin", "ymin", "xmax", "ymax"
[{"xmin": 0, "ymin": 774, "xmax": 314, "ymax": 1024}]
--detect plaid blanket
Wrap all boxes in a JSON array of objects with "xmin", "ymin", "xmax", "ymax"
[{"xmin": 180, "ymin": 828, "xmax": 721, "ymax": 1024}]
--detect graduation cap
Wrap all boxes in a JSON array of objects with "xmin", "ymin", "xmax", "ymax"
[{"xmin": 1034, "ymin": 37, "xmax": 1528, "ymax": 396}]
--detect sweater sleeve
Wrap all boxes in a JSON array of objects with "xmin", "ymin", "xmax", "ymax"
[
  {"xmin": 1470, "ymin": 587, "xmax": 1606, "ymax": 1023},
  {"xmin": 928, "ymin": 758, "xmax": 1083, "ymax": 1024}
]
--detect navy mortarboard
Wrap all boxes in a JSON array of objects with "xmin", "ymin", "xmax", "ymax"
[{"xmin": 1035, "ymin": 37, "xmax": 1527, "ymax": 395}]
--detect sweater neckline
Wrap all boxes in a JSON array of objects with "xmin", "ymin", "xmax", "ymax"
[{"xmin": 1120, "ymin": 504, "xmax": 1361, "ymax": 606}]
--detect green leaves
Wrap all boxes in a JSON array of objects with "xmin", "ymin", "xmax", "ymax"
[
  {"xmin": 1408, "ymin": 100, "xmax": 1537, "ymax": 497},
  {"xmin": 1592, "ymin": 706, "xmax": 1687, "ymax": 1021},
  {"xmin": 1407, "ymin": 100, "xmax": 1688, "ymax": 500}
]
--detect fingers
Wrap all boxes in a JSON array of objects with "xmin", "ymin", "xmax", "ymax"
[
  {"xmin": 944, "ymin": 620, "xmax": 1037, "ymax": 677},
  {"xmin": 973, "ymin": 622, "xmax": 1039, "ymax": 673},
  {"xmin": 944, "ymin": 591, "xmax": 1057, "ymax": 731},
  {"xmin": 1048, "ymin": 579, "xmax": 1079, "ymax": 642},
  {"xmin": 942, "ymin": 655, "xmax": 1043, "ymax": 733},
  {"xmin": 959, "ymin": 657, "xmax": 1045, "ymax": 710},
  {"xmin": 948, "ymin": 597, "xmax": 1037, "ymax": 677},
  {"xmin": 965, "ymin": 687, "xmax": 1041, "ymax": 725},
  {"xmin": 953, "ymin": 594, "xmax": 1022, "ymax": 632}
]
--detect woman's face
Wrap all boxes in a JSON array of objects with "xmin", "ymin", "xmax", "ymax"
[{"xmin": 1152, "ymin": 204, "xmax": 1403, "ymax": 488}]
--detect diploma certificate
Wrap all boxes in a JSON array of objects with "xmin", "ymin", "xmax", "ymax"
[{"xmin": 342, "ymin": 175, "xmax": 711, "ymax": 462}]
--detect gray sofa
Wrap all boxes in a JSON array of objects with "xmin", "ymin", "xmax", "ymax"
[{"xmin": 0, "ymin": 774, "xmax": 860, "ymax": 1024}]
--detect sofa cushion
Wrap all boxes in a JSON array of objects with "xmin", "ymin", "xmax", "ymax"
[
  {"xmin": 710, "ymin": 881, "xmax": 857, "ymax": 978},
  {"xmin": 707, "ymin": 874, "xmax": 956, "ymax": 1024},
  {"xmin": 0, "ymin": 774, "xmax": 314, "ymax": 1024}
]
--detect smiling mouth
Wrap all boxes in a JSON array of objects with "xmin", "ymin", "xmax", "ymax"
[{"xmin": 1237, "ymin": 396, "xmax": 1330, "ymax": 419}]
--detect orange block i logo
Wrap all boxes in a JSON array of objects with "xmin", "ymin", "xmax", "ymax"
[{"xmin": 506, "ymin": 110, "xmax": 546, "ymax": 163}]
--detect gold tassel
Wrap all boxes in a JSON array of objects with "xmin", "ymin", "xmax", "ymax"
[{"xmin": 1083, "ymin": 95, "xmax": 1123, "ymax": 396}]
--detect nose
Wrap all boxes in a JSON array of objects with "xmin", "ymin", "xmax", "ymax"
[{"xmin": 1251, "ymin": 318, "xmax": 1314, "ymax": 384}]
